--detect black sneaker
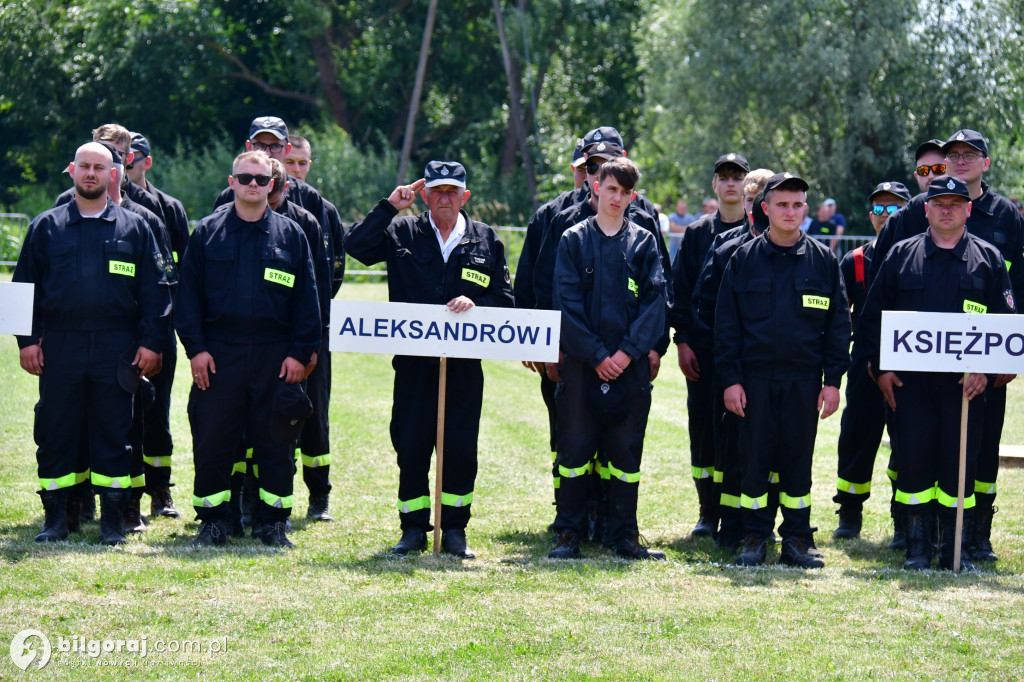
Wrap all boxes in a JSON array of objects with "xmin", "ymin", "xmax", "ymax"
[
  {"xmin": 390, "ymin": 528, "xmax": 427, "ymax": 556},
  {"xmin": 615, "ymin": 534, "xmax": 665, "ymax": 561},
  {"xmin": 780, "ymin": 537, "xmax": 825, "ymax": 569},
  {"xmin": 306, "ymin": 493, "xmax": 334, "ymax": 522},
  {"xmin": 833, "ymin": 507, "xmax": 862, "ymax": 540},
  {"xmin": 548, "ymin": 532, "xmax": 581, "ymax": 559},
  {"xmin": 736, "ymin": 534, "xmax": 767, "ymax": 567},
  {"xmin": 260, "ymin": 521, "xmax": 295, "ymax": 548},
  {"xmin": 191, "ymin": 520, "xmax": 229, "ymax": 547}
]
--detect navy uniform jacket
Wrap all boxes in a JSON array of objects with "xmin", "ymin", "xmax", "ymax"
[
  {"xmin": 859, "ymin": 230, "xmax": 1015, "ymax": 373},
  {"xmin": 692, "ymin": 225, "xmax": 758, "ymax": 351},
  {"xmin": 715, "ymin": 232, "xmax": 851, "ymax": 389},
  {"xmin": 871, "ymin": 183, "xmax": 1024, "ymax": 307},
  {"xmin": 515, "ymin": 186, "xmax": 587, "ymax": 310},
  {"xmin": 839, "ymin": 240, "xmax": 876, "ymax": 335},
  {"xmin": 13, "ymin": 200, "xmax": 171, "ymax": 351},
  {"xmin": 323, "ymin": 198, "xmax": 346, "ymax": 297},
  {"xmin": 554, "ymin": 217, "xmax": 667, "ymax": 367},
  {"xmin": 274, "ymin": 198, "xmax": 332, "ymax": 329},
  {"xmin": 345, "ymin": 199, "xmax": 514, "ymax": 309},
  {"xmin": 140, "ymin": 182, "xmax": 191, "ymax": 267},
  {"xmin": 669, "ymin": 211, "xmax": 749, "ymax": 346},
  {"xmin": 175, "ymin": 205, "xmax": 321, "ymax": 365}
]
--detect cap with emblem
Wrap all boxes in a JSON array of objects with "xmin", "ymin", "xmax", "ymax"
[
  {"xmin": 586, "ymin": 141, "xmax": 625, "ymax": 161},
  {"xmin": 581, "ymin": 126, "xmax": 624, "ymax": 153},
  {"xmin": 869, "ymin": 181, "xmax": 911, "ymax": 202},
  {"xmin": 129, "ymin": 132, "xmax": 151, "ymax": 159},
  {"xmin": 941, "ymin": 129, "xmax": 988, "ymax": 157},
  {"xmin": 915, "ymin": 138, "xmax": 944, "ymax": 160},
  {"xmin": 763, "ymin": 171, "xmax": 809, "ymax": 194},
  {"xmin": 926, "ymin": 176, "xmax": 970, "ymax": 200},
  {"xmin": 424, "ymin": 160, "xmax": 467, "ymax": 188},
  {"xmin": 714, "ymin": 153, "xmax": 750, "ymax": 174},
  {"xmin": 249, "ymin": 116, "xmax": 289, "ymax": 141}
]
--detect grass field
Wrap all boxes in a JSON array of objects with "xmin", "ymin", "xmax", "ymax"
[{"xmin": 2, "ymin": 281, "xmax": 1024, "ymax": 680}]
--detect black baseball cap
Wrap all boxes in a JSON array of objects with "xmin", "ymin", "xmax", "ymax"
[
  {"xmin": 585, "ymin": 141, "xmax": 625, "ymax": 161},
  {"xmin": 869, "ymin": 181, "xmax": 912, "ymax": 202},
  {"xmin": 129, "ymin": 132, "xmax": 151, "ymax": 159},
  {"xmin": 926, "ymin": 176, "xmax": 970, "ymax": 201},
  {"xmin": 763, "ymin": 172, "xmax": 809, "ymax": 194},
  {"xmin": 571, "ymin": 138, "xmax": 586, "ymax": 168},
  {"xmin": 97, "ymin": 140, "xmax": 123, "ymax": 166},
  {"xmin": 424, "ymin": 160, "xmax": 467, "ymax": 188},
  {"xmin": 914, "ymin": 138, "xmax": 944, "ymax": 160},
  {"xmin": 751, "ymin": 189, "xmax": 769, "ymax": 232},
  {"xmin": 269, "ymin": 381, "xmax": 313, "ymax": 445},
  {"xmin": 249, "ymin": 116, "xmax": 289, "ymax": 141},
  {"xmin": 942, "ymin": 129, "xmax": 988, "ymax": 157},
  {"xmin": 581, "ymin": 126, "xmax": 624, "ymax": 153},
  {"xmin": 714, "ymin": 153, "xmax": 750, "ymax": 174}
]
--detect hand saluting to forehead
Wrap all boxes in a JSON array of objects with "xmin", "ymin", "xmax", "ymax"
[{"xmin": 388, "ymin": 178, "xmax": 427, "ymax": 211}]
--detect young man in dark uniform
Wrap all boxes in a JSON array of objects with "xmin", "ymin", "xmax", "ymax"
[
  {"xmin": 176, "ymin": 150, "xmax": 321, "ymax": 548},
  {"xmin": 832, "ymin": 181, "xmax": 911, "ymax": 540},
  {"xmin": 858, "ymin": 176, "xmax": 1014, "ymax": 571},
  {"xmin": 716, "ymin": 172, "xmax": 851, "ymax": 568},
  {"xmin": 15, "ymin": 142, "xmax": 170, "ymax": 545},
  {"xmin": 548, "ymin": 157, "xmax": 668, "ymax": 560},
  {"xmin": 670, "ymin": 153, "xmax": 750, "ymax": 540},
  {"xmin": 345, "ymin": 161, "xmax": 514, "ymax": 559}
]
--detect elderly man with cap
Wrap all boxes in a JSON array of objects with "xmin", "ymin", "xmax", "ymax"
[
  {"xmin": 870, "ymin": 129, "xmax": 1024, "ymax": 562},
  {"xmin": 715, "ymin": 172, "xmax": 851, "ymax": 568},
  {"xmin": 859, "ymin": 176, "xmax": 1014, "ymax": 571},
  {"xmin": 670, "ymin": 152, "xmax": 751, "ymax": 541},
  {"xmin": 176, "ymin": 150, "xmax": 321, "ymax": 548},
  {"xmin": 345, "ymin": 161, "xmax": 514, "ymax": 558},
  {"xmin": 14, "ymin": 142, "xmax": 171, "ymax": 546},
  {"xmin": 831, "ymin": 181, "xmax": 911, "ymax": 541}
]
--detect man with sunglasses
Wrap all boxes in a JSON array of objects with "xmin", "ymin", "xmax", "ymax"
[
  {"xmin": 831, "ymin": 181, "xmax": 910, "ymax": 542},
  {"xmin": 869, "ymin": 130, "xmax": 1024, "ymax": 562},
  {"xmin": 670, "ymin": 152, "xmax": 751, "ymax": 541},
  {"xmin": 912, "ymin": 139, "xmax": 946, "ymax": 194},
  {"xmin": 176, "ymin": 150, "xmax": 321, "ymax": 548}
]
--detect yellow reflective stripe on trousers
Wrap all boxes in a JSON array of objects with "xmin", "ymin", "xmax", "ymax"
[
  {"xmin": 594, "ymin": 460, "xmax": 609, "ymax": 480},
  {"xmin": 606, "ymin": 462, "xmax": 640, "ymax": 483},
  {"xmin": 441, "ymin": 492, "xmax": 474, "ymax": 507},
  {"xmin": 720, "ymin": 493, "xmax": 741, "ymax": 509},
  {"xmin": 258, "ymin": 488, "xmax": 294, "ymax": 509},
  {"xmin": 558, "ymin": 463, "xmax": 591, "ymax": 479},
  {"xmin": 768, "ymin": 471, "xmax": 779, "ymax": 484},
  {"xmin": 192, "ymin": 490, "xmax": 231, "ymax": 508},
  {"xmin": 691, "ymin": 466, "xmax": 713, "ymax": 480},
  {"xmin": 231, "ymin": 460, "xmax": 247, "ymax": 475},
  {"xmin": 131, "ymin": 475, "xmax": 146, "ymax": 489},
  {"xmin": 39, "ymin": 472, "xmax": 78, "ymax": 491},
  {"xmin": 252, "ymin": 464, "xmax": 260, "ymax": 479},
  {"xmin": 886, "ymin": 468, "xmax": 898, "ymax": 482},
  {"xmin": 301, "ymin": 454, "xmax": 331, "ymax": 468},
  {"xmin": 712, "ymin": 469, "xmax": 723, "ymax": 484},
  {"xmin": 552, "ymin": 475, "xmax": 560, "ymax": 490},
  {"xmin": 974, "ymin": 480, "xmax": 996, "ymax": 495},
  {"xmin": 894, "ymin": 486, "xmax": 935, "ymax": 505},
  {"xmin": 779, "ymin": 492, "xmax": 811, "ymax": 509},
  {"xmin": 76, "ymin": 470, "xmax": 90, "ymax": 484},
  {"xmin": 936, "ymin": 487, "xmax": 976, "ymax": 509},
  {"xmin": 836, "ymin": 477, "xmax": 871, "ymax": 494},
  {"xmin": 397, "ymin": 495, "xmax": 431, "ymax": 513},
  {"xmin": 142, "ymin": 455, "xmax": 171, "ymax": 468},
  {"xmin": 740, "ymin": 493, "xmax": 768, "ymax": 509},
  {"xmin": 91, "ymin": 472, "xmax": 132, "ymax": 489}
]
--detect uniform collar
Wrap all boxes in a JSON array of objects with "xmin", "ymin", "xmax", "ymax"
[
  {"xmin": 67, "ymin": 197, "xmax": 115, "ymax": 224},
  {"xmin": 227, "ymin": 204, "xmax": 273, "ymax": 233},
  {"xmin": 969, "ymin": 181, "xmax": 994, "ymax": 217},
  {"xmin": 924, "ymin": 228, "xmax": 969, "ymax": 261},
  {"xmin": 762, "ymin": 229, "xmax": 807, "ymax": 254}
]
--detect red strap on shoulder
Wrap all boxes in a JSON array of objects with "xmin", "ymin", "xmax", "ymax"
[{"xmin": 852, "ymin": 246, "xmax": 865, "ymax": 291}]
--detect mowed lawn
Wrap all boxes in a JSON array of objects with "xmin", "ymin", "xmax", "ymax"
[{"xmin": 1, "ymin": 281, "xmax": 1023, "ymax": 680}]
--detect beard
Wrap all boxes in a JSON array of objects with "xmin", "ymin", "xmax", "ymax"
[{"xmin": 74, "ymin": 179, "xmax": 107, "ymax": 201}]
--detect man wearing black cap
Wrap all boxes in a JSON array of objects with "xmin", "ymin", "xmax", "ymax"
[
  {"xmin": 859, "ymin": 176, "xmax": 1014, "ymax": 571},
  {"xmin": 345, "ymin": 161, "xmax": 514, "ymax": 558},
  {"xmin": 670, "ymin": 152, "xmax": 751, "ymax": 540},
  {"xmin": 15, "ymin": 142, "xmax": 171, "ymax": 546},
  {"xmin": 912, "ymin": 139, "xmax": 947, "ymax": 194},
  {"xmin": 870, "ymin": 129, "xmax": 1024, "ymax": 562},
  {"xmin": 716, "ymin": 172, "xmax": 851, "ymax": 568},
  {"xmin": 176, "ymin": 150, "xmax": 321, "ymax": 548},
  {"xmin": 831, "ymin": 181, "xmax": 911, "ymax": 541}
]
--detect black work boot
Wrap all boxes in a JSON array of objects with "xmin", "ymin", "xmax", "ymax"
[
  {"xmin": 938, "ymin": 510, "xmax": 977, "ymax": 572},
  {"xmin": 79, "ymin": 488, "xmax": 96, "ymax": 524},
  {"xmin": 99, "ymin": 491, "xmax": 130, "ymax": 545},
  {"xmin": 390, "ymin": 528, "xmax": 427, "ymax": 556},
  {"xmin": 149, "ymin": 486, "xmax": 181, "ymax": 519},
  {"xmin": 889, "ymin": 501, "xmax": 906, "ymax": 551},
  {"xmin": 228, "ymin": 475, "xmax": 245, "ymax": 537},
  {"xmin": 191, "ymin": 519, "xmax": 230, "ymax": 547},
  {"xmin": 123, "ymin": 494, "xmax": 148, "ymax": 534},
  {"xmin": 903, "ymin": 511, "xmax": 933, "ymax": 570},
  {"xmin": 65, "ymin": 485, "xmax": 83, "ymax": 534},
  {"xmin": 968, "ymin": 505, "xmax": 998, "ymax": 562},
  {"xmin": 35, "ymin": 489, "xmax": 70, "ymax": 542},
  {"xmin": 781, "ymin": 536, "xmax": 825, "ymax": 569},
  {"xmin": 548, "ymin": 532, "xmax": 581, "ymax": 559},
  {"xmin": 306, "ymin": 493, "xmax": 334, "ymax": 522},
  {"xmin": 690, "ymin": 477, "xmax": 718, "ymax": 538},
  {"xmin": 833, "ymin": 505, "xmax": 862, "ymax": 540},
  {"xmin": 615, "ymin": 534, "xmax": 665, "ymax": 561},
  {"xmin": 441, "ymin": 529, "xmax": 476, "ymax": 559},
  {"xmin": 736, "ymin": 534, "xmax": 767, "ymax": 567},
  {"xmin": 260, "ymin": 521, "xmax": 295, "ymax": 548}
]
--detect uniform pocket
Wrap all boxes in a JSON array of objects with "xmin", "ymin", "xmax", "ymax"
[
  {"xmin": 737, "ymin": 278, "xmax": 772, "ymax": 320},
  {"xmin": 796, "ymin": 276, "xmax": 831, "ymax": 321}
]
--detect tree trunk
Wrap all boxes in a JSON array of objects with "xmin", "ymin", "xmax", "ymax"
[
  {"xmin": 312, "ymin": 28, "xmax": 353, "ymax": 135},
  {"xmin": 493, "ymin": 0, "xmax": 537, "ymax": 209},
  {"xmin": 397, "ymin": 0, "xmax": 439, "ymax": 186}
]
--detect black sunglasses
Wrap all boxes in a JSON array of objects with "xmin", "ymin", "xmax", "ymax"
[
  {"xmin": 915, "ymin": 163, "xmax": 946, "ymax": 177},
  {"xmin": 585, "ymin": 162, "xmax": 602, "ymax": 175},
  {"xmin": 233, "ymin": 173, "xmax": 272, "ymax": 186},
  {"xmin": 871, "ymin": 204, "xmax": 900, "ymax": 216}
]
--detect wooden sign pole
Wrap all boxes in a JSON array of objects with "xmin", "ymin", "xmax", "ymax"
[
  {"xmin": 432, "ymin": 357, "xmax": 448, "ymax": 556},
  {"xmin": 953, "ymin": 372, "xmax": 969, "ymax": 573}
]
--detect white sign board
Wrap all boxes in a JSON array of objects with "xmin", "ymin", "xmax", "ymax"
[
  {"xmin": 880, "ymin": 311, "xmax": 1024, "ymax": 374},
  {"xmin": 0, "ymin": 282, "xmax": 34, "ymax": 336},
  {"xmin": 330, "ymin": 300, "xmax": 561, "ymax": 362}
]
